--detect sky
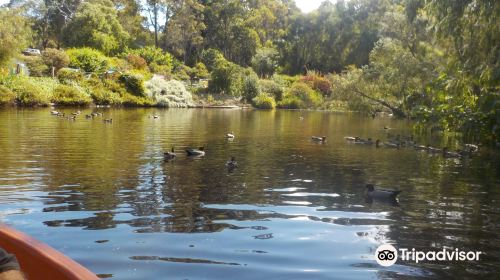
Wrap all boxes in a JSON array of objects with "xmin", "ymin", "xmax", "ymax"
[
  {"xmin": 0, "ymin": 0, "xmax": 330, "ymax": 13},
  {"xmin": 295, "ymin": 0, "xmax": 333, "ymax": 13}
]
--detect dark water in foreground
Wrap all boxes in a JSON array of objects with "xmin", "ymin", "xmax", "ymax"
[{"xmin": 0, "ymin": 108, "xmax": 499, "ymax": 279}]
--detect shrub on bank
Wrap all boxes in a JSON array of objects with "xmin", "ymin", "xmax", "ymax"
[
  {"xmin": 24, "ymin": 56, "xmax": 48, "ymax": 77},
  {"xmin": 57, "ymin": 68, "xmax": 84, "ymax": 84},
  {"xmin": 145, "ymin": 76, "xmax": 194, "ymax": 108},
  {"xmin": 280, "ymin": 82, "xmax": 322, "ymax": 109},
  {"xmin": 11, "ymin": 78, "xmax": 54, "ymax": 106},
  {"xmin": 277, "ymin": 95, "xmax": 303, "ymax": 109},
  {"xmin": 0, "ymin": 85, "xmax": 16, "ymax": 105},
  {"xmin": 241, "ymin": 69, "xmax": 260, "ymax": 103},
  {"xmin": 42, "ymin": 48, "xmax": 70, "ymax": 74},
  {"xmin": 52, "ymin": 84, "xmax": 92, "ymax": 105},
  {"xmin": 259, "ymin": 79, "xmax": 284, "ymax": 101},
  {"xmin": 67, "ymin": 48, "xmax": 109, "ymax": 73},
  {"xmin": 90, "ymin": 87, "xmax": 122, "ymax": 105},
  {"xmin": 121, "ymin": 93, "xmax": 154, "ymax": 107},
  {"xmin": 252, "ymin": 93, "xmax": 276, "ymax": 109},
  {"xmin": 119, "ymin": 73, "xmax": 145, "ymax": 97}
]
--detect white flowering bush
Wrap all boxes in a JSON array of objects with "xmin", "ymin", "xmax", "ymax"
[{"xmin": 145, "ymin": 75, "xmax": 194, "ymax": 108}]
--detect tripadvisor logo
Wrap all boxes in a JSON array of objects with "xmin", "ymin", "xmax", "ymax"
[{"xmin": 375, "ymin": 244, "xmax": 482, "ymax": 266}]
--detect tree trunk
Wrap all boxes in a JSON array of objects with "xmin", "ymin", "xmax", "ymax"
[{"xmin": 352, "ymin": 89, "xmax": 407, "ymax": 118}]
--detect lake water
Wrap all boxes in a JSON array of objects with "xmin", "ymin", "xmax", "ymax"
[{"xmin": 0, "ymin": 108, "xmax": 499, "ymax": 279}]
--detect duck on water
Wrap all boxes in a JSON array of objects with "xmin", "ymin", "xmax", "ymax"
[
  {"xmin": 186, "ymin": 147, "xmax": 205, "ymax": 156},
  {"xmin": 365, "ymin": 184, "xmax": 401, "ymax": 199}
]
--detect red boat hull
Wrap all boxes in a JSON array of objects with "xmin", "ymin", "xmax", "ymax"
[{"xmin": 0, "ymin": 224, "xmax": 99, "ymax": 280}]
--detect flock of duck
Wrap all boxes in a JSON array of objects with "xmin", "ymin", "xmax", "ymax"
[
  {"xmin": 311, "ymin": 134, "xmax": 479, "ymax": 159},
  {"xmin": 50, "ymin": 110, "xmax": 480, "ymax": 201},
  {"xmin": 51, "ymin": 110, "xmax": 113, "ymax": 123},
  {"xmin": 163, "ymin": 132, "xmax": 238, "ymax": 171},
  {"xmin": 310, "ymin": 133, "xmax": 480, "ymax": 201}
]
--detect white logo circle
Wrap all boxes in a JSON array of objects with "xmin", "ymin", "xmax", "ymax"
[{"xmin": 375, "ymin": 244, "xmax": 398, "ymax": 266}]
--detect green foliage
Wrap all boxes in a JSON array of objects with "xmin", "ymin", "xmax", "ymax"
[
  {"xmin": 173, "ymin": 65, "xmax": 192, "ymax": 81},
  {"xmin": 208, "ymin": 58, "xmax": 241, "ymax": 95},
  {"xmin": 42, "ymin": 49, "xmax": 70, "ymax": 73},
  {"xmin": 277, "ymin": 95, "xmax": 303, "ymax": 109},
  {"xmin": 193, "ymin": 62, "xmax": 209, "ymax": 79},
  {"xmin": 251, "ymin": 47, "xmax": 279, "ymax": 78},
  {"xmin": 57, "ymin": 68, "xmax": 85, "ymax": 84},
  {"xmin": 10, "ymin": 77, "xmax": 57, "ymax": 106},
  {"xmin": 145, "ymin": 76, "xmax": 194, "ymax": 107},
  {"xmin": 119, "ymin": 73, "xmax": 145, "ymax": 96},
  {"xmin": 67, "ymin": 48, "xmax": 109, "ymax": 73},
  {"xmin": 259, "ymin": 79, "xmax": 284, "ymax": 101},
  {"xmin": 127, "ymin": 47, "xmax": 173, "ymax": 68},
  {"xmin": 24, "ymin": 56, "xmax": 48, "ymax": 77},
  {"xmin": 52, "ymin": 84, "xmax": 92, "ymax": 105},
  {"xmin": 0, "ymin": 8, "xmax": 30, "ymax": 66},
  {"xmin": 121, "ymin": 93, "xmax": 155, "ymax": 107},
  {"xmin": 63, "ymin": 0, "xmax": 130, "ymax": 54},
  {"xmin": 201, "ymin": 49, "xmax": 224, "ymax": 71},
  {"xmin": 252, "ymin": 93, "xmax": 276, "ymax": 109},
  {"xmin": 0, "ymin": 85, "xmax": 16, "ymax": 105},
  {"xmin": 279, "ymin": 82, "xmax": 322, "ymax": 109},
  {"xmin": 241, "ymin": 69, "xmax": 260, "ymax": 102},
  {"xmin": 90, "ymin": 87, "xmax": 123, "ymax": 105}
]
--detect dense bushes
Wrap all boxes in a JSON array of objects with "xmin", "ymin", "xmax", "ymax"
[
  {"xmin": 10, "ymin": 78, "xmax": 55, "ymax": 106},
  {"xmin": 57, "ymin": 68, "xmax": 84, "ymax": 84},
  {"xmin": 259, "ymin": 79, "xmax": 284, "ymax": 101},
  {"xmin": 145, "ymin": 76, "xmax": 194, "ymax": 108},
  {"xmin": 126, "ymin": 54, "xmax": 147, "ymax": 70},
  {"xmin": 208, "ymin": 58, "xmax": 242, "ymax": 95},
  {"xmin": 42, "ymin": 49, "xmax": 70, "ymax": 73},
  {"xmin": 24, "ymin": 56, "xmax": 48, "ymax": 77},
  {"xmin": 67, "ymin": 48, "xmax": 109, "ymax": 73},
  {"xmin": 252, "ymin": 93, "xmax": 276, "ymax": 109},
  {"xmin": 119, "ymin": 73, "xmax": 145, "ymax": 96},
  {"xmin": 241, "ymin": 70, "xmax": 260, "ymax": 102},
  {"xmin": 278, "ymin": 82, "xmax": 322, "ymax": 109},
  {"xmin": 0, "ymin": 85, "xmax": 16, "ymax": 105},
  {"xmin": 127, "ymin": 46, "xmax": 173, "ymax": 69},
  {"xmin": 52, "ymin": 84, "xmax": 92, "ymax": 105},
  {"xmin": 201, "ymin": 49, "xmax": 224, "ymax": 71}
]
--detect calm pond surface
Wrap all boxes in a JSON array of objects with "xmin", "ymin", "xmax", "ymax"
[{"xmin": 0, "ymin": 108, "xmax": 499, "ymax": 279}]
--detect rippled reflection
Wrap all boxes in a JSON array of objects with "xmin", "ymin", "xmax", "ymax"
[{"xmin": 0, "ymin": 108, "xmax": 499, "ymax": 279}]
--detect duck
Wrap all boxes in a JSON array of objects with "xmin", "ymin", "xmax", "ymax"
[
  {"xmin": 414, "ymin": 144, "xmax": 428, "ymax": 151},
  {"xmin": 344, "ymin": 136, "xmax": 358, "ymax": 141},
  {"xmin": 51, "ymin": 110, "xmax": 60, "ymax": 115},
  {"xmin": 442, "ymin": 147, "xmax": 462, "ymax": 158},
  {"xmin": 103, "ymin": 119, "xmax": 113, "ymax": 123},
  {"xmin": 186, "ymin": 147, "xmax": 205, "ymax": 156},
  {"xmin": 164, "ymin": 147, "xmax": 176, "ymax": 160},
  {"xmin": 356, "ymin": 138, "xmax": 374, "ymax": 145},
  {"xmin": 427, "ymin": 145, "xmax": 442, "ymax": 154},
  {"xmin": 464, "ymin": 144, "xmax": 479, "ymax": 153},
  {"xmin": 71, "ymin": 111, "xmax": 81, "ymax": 116},
  {"xmin": 85, "ymin": 114, "xmax": 93, "ymax": 119},
  {"xmin": 375, "ymin": 139, "xmax": 399, "ymax": 148},
  {"xmin": 153, "ymin": 115, "xmax": 159, "ymax": 119},
  {"xmin": 383, "ymin": 126, "xmax": 392, "ymax": 130},
  {"xmin": 226, "ymin": 132, "xmax": 235, "ymax": 139},
  {"xmin": 312, "ymin": 136, "xmax": 327, "ymax": 143},
  {"xmin": 365, "ymin": 184, "xmax": 401, "ymax": 199},
  {"xmin": 226, "ymin": 156, "xmax": 238, "ymax": 169}
]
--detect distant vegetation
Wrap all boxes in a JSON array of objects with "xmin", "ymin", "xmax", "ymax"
[{"xmin": 0, "ymin": 0, "xmax": 498, "ymax": 142}]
